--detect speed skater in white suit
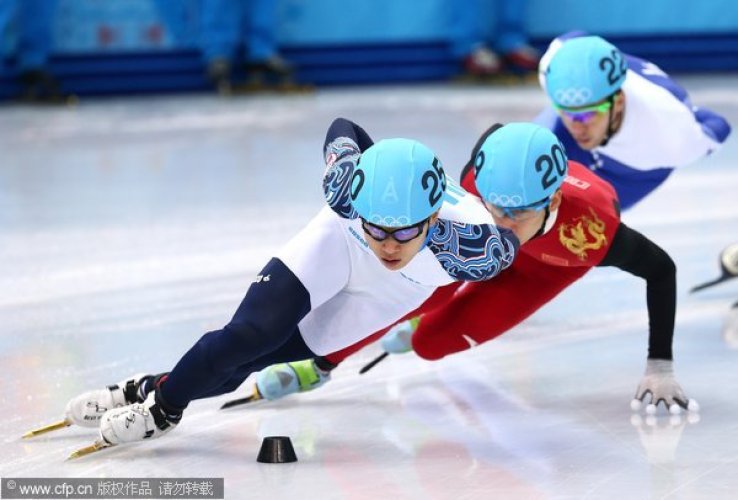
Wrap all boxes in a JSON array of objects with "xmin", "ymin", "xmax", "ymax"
[{"xmin": 28, "ymin": 117, "xmax": 521, "ymax": 455}]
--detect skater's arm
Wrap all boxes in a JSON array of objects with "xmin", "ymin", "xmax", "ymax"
[
  {"xmin": 323, "ymin": 117, "xmax": 374, "ymax": 153},
  {"xmin": 597, "ymin": 223, "xmax": 675, "ymax": 360},
  {"xmin": 322, "ymin": 118, "xmax": 374, "ymax": 219},
  {"xmin": 428, "ymin": 220, "xmax": 518, "ymax": 282}
]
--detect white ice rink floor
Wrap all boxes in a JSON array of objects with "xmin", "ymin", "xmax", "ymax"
[{"xmin": 2, "ymin": 77, "xmax": 738, "ymax": 500}]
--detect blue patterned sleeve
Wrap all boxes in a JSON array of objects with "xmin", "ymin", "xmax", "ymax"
[
  {"xmin": 428, "ymin": 221, "xmax": 519, "ymax": 281},
  {"xmin": 322, "ymin": 137, "xmax": 361, "ymax": 219},
  {"xmin": 321, "ymin": 118, "xmax": 375, "ymax": 219}
]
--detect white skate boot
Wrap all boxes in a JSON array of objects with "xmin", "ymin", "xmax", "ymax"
[
  {"xmin": 64, "ymin": 373, "xmax": 152, "ymax": 428},
  {"xmin": 23, "ymin": 373, "xmax": 156, "ymax": 441},
  {"xmin": 99, "ymin": 391, "xmax": 181, "ymax": 445}
]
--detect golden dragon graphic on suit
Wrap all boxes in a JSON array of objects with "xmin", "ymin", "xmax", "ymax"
[{"xmin": 558, "ymin": 208, "xmax": 608, "ymax": 260}]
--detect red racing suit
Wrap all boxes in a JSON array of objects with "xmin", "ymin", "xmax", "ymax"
[{"xmin": 325, "ymin": 160, "xmax": 621, "ymax": 363}]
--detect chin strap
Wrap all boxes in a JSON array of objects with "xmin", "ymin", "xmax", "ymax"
[
  {"xmin": 531, "ymin": 205, "xmax": 560, "ymax": 240},
  {"xmin": 599, "ymin": 94, "xmax": 618, "ymax": 147},
  {"xmin": 531, "ymin": 206, "xmax": 551, "ymax": 240},
  {"xmin": 418, "ymin": 219, "xmax": 435, "ymax": 253}
]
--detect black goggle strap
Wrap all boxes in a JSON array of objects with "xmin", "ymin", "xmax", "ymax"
[
  {"xmin": 600, "ymin": 93, "xmax": 617, "ymax": 147},
  {"xmin": 531, "ymin": 205, "xmax": 551, "ymax": 240}
]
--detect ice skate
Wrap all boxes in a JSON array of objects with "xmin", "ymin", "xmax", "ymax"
[
  {"xmin": 220, "ymin": 359, "xmax": 331, "ymax": 409},
  {"xmin": 690, "ymin": 243, "xmax": 738, "ymax": 292},
  {"xmin": 68, "ymin": 390, "xmax": 181, "ymax": 459},
  {"xmin": 23, "ymin": 373, "xmax": 151, "ymax": 438}
]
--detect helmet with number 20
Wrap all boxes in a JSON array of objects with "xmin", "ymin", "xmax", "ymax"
[{"xmin": 474, "ymin": 123, "xmax": 568, "ymax": 209}]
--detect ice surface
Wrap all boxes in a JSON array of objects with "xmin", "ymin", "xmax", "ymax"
[{"xmin": 2, "ymin": 78, "xmax": 738, "ymax": 499}]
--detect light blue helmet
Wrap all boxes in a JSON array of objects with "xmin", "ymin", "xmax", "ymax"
[
  {"xmin": 351, "ymin": 138, "xmax": 446, "ymax": 227},
  {"xmin": 544, "ymin": 36, "xmax": 627, "ymax": 108},
  {"xmin": 474, "ymin": 123, "xmax": 567, "ymax": 208}
]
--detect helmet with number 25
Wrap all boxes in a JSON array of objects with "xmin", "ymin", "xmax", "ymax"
[{"xmin": 350, "ymin": 138, "xmax": 447, "ymax": 228}]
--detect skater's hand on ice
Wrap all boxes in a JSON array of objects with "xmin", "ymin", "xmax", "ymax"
[
  {"xmin": 380, "ymin": 317, "xmax": 419, "ymax": 354},
  {"xmin": 630, "ymin": 359, "xmax": 699, "ymax": 415}
]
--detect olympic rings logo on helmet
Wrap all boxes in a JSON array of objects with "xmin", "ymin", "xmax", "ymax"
[
  {"xmin": 554, "ymin": 87, "xmax": 593, "ymax": 107},
  {"xmin": 543, "ymin": 35, "xmax": 628, "ymax": 108},
  {"xmin": 366, "ymin": 214, "xmax": 412, "ymax": 227},
  {"xmin": 483, "ymin": 192, "xmax": 525, "ymax": 208}
]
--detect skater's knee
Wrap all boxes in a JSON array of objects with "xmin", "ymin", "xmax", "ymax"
[
  {"xmin": 412, "ymin": 335, "xmax": 445, "ymax": 361},
  {"xmin": 223, "ymin": 319, "xmax": 284, "ymax": 353}
]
